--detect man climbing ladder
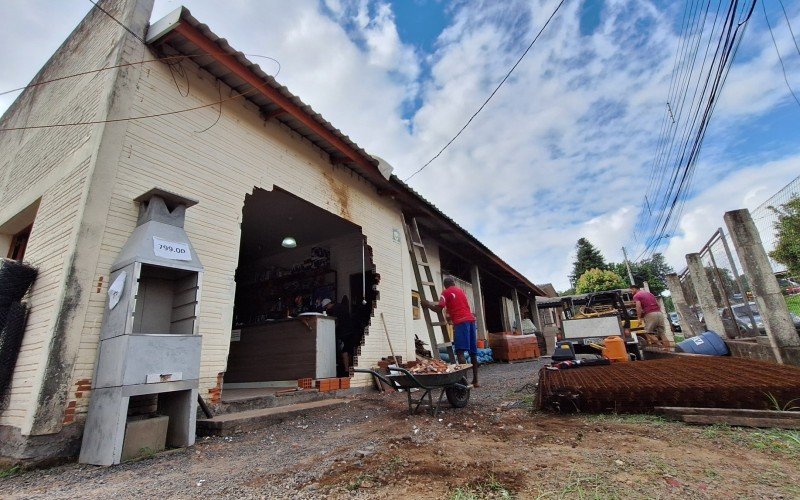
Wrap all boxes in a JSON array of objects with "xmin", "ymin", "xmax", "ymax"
[{"xmin": 423, "ymin": 276, "xmax": 480, "ymax": 387}]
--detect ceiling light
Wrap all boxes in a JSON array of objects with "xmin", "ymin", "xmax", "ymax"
[{"xmin": 281, "ymin": 236, "xmax": 297, "ymax": 248}]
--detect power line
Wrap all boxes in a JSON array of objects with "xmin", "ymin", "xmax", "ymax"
[
  {"xmin": 641, "ymin": 0, "xmax": 718, "ymax": 245},
  {"xmin": 763, "ymin": 0, "xmax": 800, "ymax": 108},
  {"xmin": 637, "ymin": 0, "xmax": 757, "ymax": 261},
  {"xmin": 404, "ymin": 0, "xmax": 566, "ymax": 182},
  {"xmin": 0, "ymin": 52, "xmax": 280, "ymax": 99},
  {"xmin": 643, "ymin": 0, "xmax": 714, "ymax": 224},
  {"xmin": 88, "ymin": 0, "xmax": 146, "ymax": 44},
  {"xmin": 777, "ymin": 0, "xmax": 800, "ymax": 57},
  {"xmin": 644, "ymin": 1, "xmax": 753, "ymax": 255},
  {"xmin": 0, "ymin": 85, "xmax": 260, "ymax": 133}
]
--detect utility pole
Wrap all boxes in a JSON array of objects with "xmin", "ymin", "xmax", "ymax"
[{"xmin": 622, "ymin": 246, "xmax": 635, "ymax": 285}]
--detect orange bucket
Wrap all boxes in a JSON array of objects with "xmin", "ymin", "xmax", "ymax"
[
  {"xmin": 602, "ymin": 336, "xmax": 629, "ymax": 363},
  {"xmin": 477, "ymin": 339, "xmax": 486, "ymax": 349}
]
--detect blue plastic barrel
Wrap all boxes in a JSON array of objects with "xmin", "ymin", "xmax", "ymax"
[{"xmin": 676, "ymin": 331, "xmax": 729, "ymax": 356}]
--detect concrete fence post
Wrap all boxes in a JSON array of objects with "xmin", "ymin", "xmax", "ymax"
[
  {"xmin": 686, "ymin": 253, "xmax": 727, "ymax": 337},
  {"xmin": 665, "ymin": 273, "xmax": 703, "ymax": 337},
  {"xmin": 657, "ymin": 297, "xmax": 676, "ymax": 344},
  {"xmin": 724, "ymin": 209, "xmax": 799, "ymax": 363}
]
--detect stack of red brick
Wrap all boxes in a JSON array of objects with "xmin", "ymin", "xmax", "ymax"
[
  {"xmin": 314, "ymin": 377, "xmax": 351, "ymax": 392},
  {"xmin": 489, "ymin": 332, "xmax": 540, "ymax": 362}
]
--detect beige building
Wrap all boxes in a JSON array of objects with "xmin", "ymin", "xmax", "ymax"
[{"xmin": 0, "ymin": 0, "xmax": 542, "ymax": 462}]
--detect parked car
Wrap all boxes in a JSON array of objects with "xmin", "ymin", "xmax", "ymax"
[
  {"xmin": 668, "ymin": 312, "xmax": 682, "ymax": 332},
  {"xmin": 730, "ymin": 302, "xmax": 800, "ymax": 335},
  {"xmin": 778, "ymin": 278, "xmax": 800, "ymax": 295}
]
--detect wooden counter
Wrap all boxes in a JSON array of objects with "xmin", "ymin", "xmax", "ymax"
[{"xmin": 225, "ymin": 316, "xmax": 336, "ymax": 385}]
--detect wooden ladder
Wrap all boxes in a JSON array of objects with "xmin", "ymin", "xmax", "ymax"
[{"xmin": 403, "ymin": 216, "xmax": 456, "ymax": 363}]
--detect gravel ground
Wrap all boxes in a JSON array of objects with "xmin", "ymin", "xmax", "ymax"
[
  {"xmin": 2, "ymin": 359, "xmax": 799, "ymax": 499},
  {"xmin": 0, "ymin": 361, "xmax": 542, "ymax": 499}
]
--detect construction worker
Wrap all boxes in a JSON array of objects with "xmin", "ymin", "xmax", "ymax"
[
  {"xmin": 422, "ymin": 276, "xmax": 480, "ymax": 387},
  {"xmin": 630, "ymin": 283, "xmax": 666, "ymax": 345}
]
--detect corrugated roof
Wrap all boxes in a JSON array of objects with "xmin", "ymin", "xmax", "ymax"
[{"xmin": 390, "ymin": 177, "xmax": 544, "ymax": 296}]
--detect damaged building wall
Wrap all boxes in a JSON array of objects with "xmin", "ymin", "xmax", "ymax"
[
  {"xmin": 0, "ymin": 0, "xmax": 150, "ymax": 444},
  {"xmin": 68, "ymin": 40, "xmax": 416, "ymax": 419}
]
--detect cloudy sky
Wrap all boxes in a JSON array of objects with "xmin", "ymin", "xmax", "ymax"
[{"xmin": 1, "ymin": 0, "xmax": 799, "ymax": 290}]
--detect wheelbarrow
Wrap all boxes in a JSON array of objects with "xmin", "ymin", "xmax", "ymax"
[{"xmin": 354, "ymin": 365, "xmax": 471, "ymax": 416}]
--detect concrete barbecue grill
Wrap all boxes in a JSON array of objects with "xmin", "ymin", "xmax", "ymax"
[{"xmin": 79, "ymin": 189, "xmax": 203, "ymax": 465}]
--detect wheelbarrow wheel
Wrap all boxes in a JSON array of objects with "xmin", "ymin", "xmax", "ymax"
[{"xmin": 445, "ymin": 376, "xmax": 470, "ymax": 408}]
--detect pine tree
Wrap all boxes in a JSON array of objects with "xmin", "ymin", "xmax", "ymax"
[{"xmin": 570, "ymin": 238, "xmax": 607, "ymax": 285}]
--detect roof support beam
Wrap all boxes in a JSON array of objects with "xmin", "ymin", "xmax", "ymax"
[{"xmin": 172, "ymin": 22, "xmax": 388, "ymax": 188}]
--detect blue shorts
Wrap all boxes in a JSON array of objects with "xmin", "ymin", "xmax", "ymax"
[{"xmin": 454, "ymin": 321, "xmax": 478, "ymax": 355}]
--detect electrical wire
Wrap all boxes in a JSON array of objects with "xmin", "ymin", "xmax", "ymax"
[
  {"xmin": 636, "ymin": 0, "xmax": 757, "ymax": 262},
  {"xmin": 647, "ymin": 2, "xmax": 750, "ymax": 247},
  {"xmin": 645, "ymin": 0, "xmax": 725, "ymax": 235},
  {"xmin": 649, "ymin": 0, "xmax": 731, "ymax": 238},
  {"xmin": 0, "ymin": 85, "xmax": 261, "ymax": 133},
  {"xmin": 777, "ymin": 0, "xmax": 800, "ymax": 57},
  {"xmin": 194, "ymin": 80, "xmax": 223, "ymax": 133},
  {"xmin": 88, "ymin": 0, "xmax": 146, "ymax": 44},
  {"xmin": 0, "ymin": 52, "xmax": 280, "ymax": 99},
  {"xmin": 404, "ymin": 0, "xmax": 566, "ymax": 182},
  {"xmin": 648, "ymin": 0, "xmax": 715, "ymax": 213},
  {"xmin": 643, "ymin": 0, "xmax": 713, "ymax": 228},
  {"xmin": 763, "ymin": 0, "xmax": 800, "ymax": 108}
]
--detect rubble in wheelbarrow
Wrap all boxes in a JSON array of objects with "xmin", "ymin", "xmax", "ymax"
[{"xmin": 405, "ymin": 358, "xmax": 470, "ymax": 374}]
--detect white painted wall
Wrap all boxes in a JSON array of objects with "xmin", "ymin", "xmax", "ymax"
[
  {"xmin": 69, "ymin": 46, "xmax": 416, "ymax": 416},
  {"xmin": 0, "ymin": 1, "xmax": 138, "ymax": 433}
]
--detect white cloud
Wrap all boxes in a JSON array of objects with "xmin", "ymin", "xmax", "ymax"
[
  {"xmin": 0, "ymin": 1, "xmax": 92, "ymax": 113},
  {"xmin": 2, "ymin": 0, "xmax": 798, "ymax": 293},
  {"xmin": 660, "ymin": 155, "xmax": 800, "ymax": 271}
]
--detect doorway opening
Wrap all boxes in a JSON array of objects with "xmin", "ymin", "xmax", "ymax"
[{"xmin": 224, "ymin": 187, "xmax": 376, "ymax": 396}]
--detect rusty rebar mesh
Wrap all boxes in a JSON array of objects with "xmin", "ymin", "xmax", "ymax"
[
  {"xmin": 0, "ymin": 302, "xmax": 29, "ymax": 396},
  {"xmin": 537, "ymin": 356, "xmax": 800, "ymax": 413},
  {"xmin": 0, "ymin": 259, "xmax": 38, "ymax": 306}
]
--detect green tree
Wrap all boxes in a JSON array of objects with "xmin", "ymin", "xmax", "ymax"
[
  {"xmin": 608, "ymin": 252, "xmax": 674, "ymax": 296},
  {"xmin": 769, "ymin": 197, "xmax": 800, "ymax": 278},
  {"xmin": 570, "ymin": 238, "xmax": 607, "ymax": 286},
  {"xmin": 575, "ymin": 268, "xmax": 627, "ymax": 293}
]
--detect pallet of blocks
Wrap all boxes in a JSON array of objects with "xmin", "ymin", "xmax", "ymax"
[{"xmin": 488, "ymin": 332, "xmax": 540, "ymax": 362}]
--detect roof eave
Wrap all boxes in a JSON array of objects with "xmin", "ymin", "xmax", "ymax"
[{"xmin": 145, "ymin": 7, "xmax": 390, "ymax": 190}]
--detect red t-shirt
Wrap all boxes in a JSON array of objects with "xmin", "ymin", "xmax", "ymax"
[
  {"xmin": 438, "ymin": 286, "xmax": 476, "ymax": 325},
  {"xmin": 633, "ymin": 290, "xmax": 661, "ymax": 315}
]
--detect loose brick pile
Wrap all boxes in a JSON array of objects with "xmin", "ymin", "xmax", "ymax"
[{"xmin": 489, "ymin": 332, "xmax": 540, "ymax": 362}]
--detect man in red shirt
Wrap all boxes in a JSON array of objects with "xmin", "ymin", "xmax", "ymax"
[
  {"xmin": 630, "ymin": 283, "xmax": 666, "ymax": 344},
  {"xmin": 423, "ymin": 276, "xmax": 480, "ymax": 387}
]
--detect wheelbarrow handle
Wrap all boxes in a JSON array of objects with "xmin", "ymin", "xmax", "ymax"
[
  {"xmin": 352, "ymin": 368, "xmax": 398, "ymax": 390},
  {"xmin": 352, "ymin": 366, "xmax": 435, "ymax": 391}
]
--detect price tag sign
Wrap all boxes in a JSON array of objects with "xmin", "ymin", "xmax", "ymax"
[
  {"xmin": 153, "ymin": 237, "xmax": 192, "ymax": 261},
  {"xmin": 108, "ymin": 271, "xmax": 126, "ymax": 310}
]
